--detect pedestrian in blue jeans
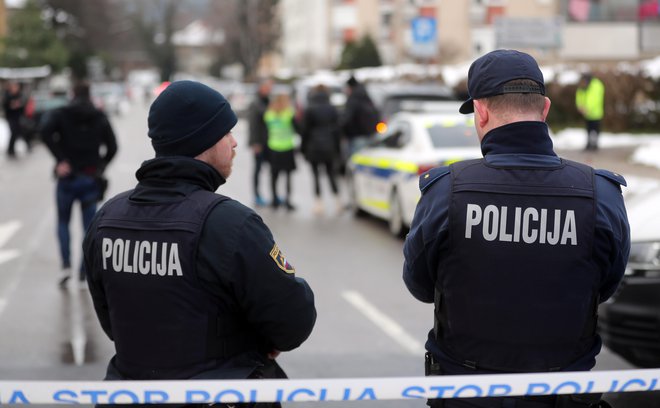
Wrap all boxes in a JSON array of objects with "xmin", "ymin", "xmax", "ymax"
[
  {"xmin": 42, "ymin": 81, "xmax": 118, "ymax": 288},
  {"xmin": 56, "ymin": 174, "xmax": 99, "ymax": 279}
]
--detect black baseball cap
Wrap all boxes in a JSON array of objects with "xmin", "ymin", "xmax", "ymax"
[{"xmin": 459, "ymin": 49, "xmax": 546, "ymax": 114}]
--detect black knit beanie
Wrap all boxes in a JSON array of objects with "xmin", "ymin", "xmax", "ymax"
[{"xmin": 148, "ymin": 80, "xmax": 238, "ymax": 157}]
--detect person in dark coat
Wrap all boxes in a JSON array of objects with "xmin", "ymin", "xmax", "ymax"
[
  {"xmin": 82, "ymin": 81, "xmax": 316, "ymax": 407},
  {"xmin": 41, "ymin": 81, "xmax": 118, "ymax": 287},
  {"xmin": 301, "ymin": 85, "xmax": 341, "ymax": 215},
  {"xmin": 340, "ymin": 75, "xmax": 379, "ymax": 157},
  {"xmin": 3, "ymin": 81, "xmax": 28, "ymax": 158},
  {"xmin": 248, "ymin": 79, "xmax": 273, "ymax": 206}
]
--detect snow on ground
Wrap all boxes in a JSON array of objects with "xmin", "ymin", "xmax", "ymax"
[{"xmin": 552, "ymin": 128, "xmax": 660, "ymax": 171}]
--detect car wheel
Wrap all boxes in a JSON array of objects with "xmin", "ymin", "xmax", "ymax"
[
  {"xmin": 389, "ymin": 190, "xmax": 406, "ymax": 238},
  {"xmin": 347, "ymin": 172, "xmax": 367, "ymax": 217}
]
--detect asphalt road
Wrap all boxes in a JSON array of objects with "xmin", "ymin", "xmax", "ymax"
[{"xmin": 0, "ymin": 101, "xmax": 658, "ymax": 407}]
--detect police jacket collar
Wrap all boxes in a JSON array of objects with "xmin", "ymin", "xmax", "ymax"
[
  {"xmin": 135, "ymin": 156, "xmax": 226, "ymax": 192},
  {"xmin": 481, "ymin": 121, "xmax": 556, "ymax": 157}
]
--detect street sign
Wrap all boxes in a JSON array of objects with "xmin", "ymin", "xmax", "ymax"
[{"xmin": 410, "ymin": 16, "xmax": 438, "ymax": 58}]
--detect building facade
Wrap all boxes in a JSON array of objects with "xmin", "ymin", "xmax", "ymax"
[{"xmin": 278, "ymin": 0, "xmax": 660, "ymax": 74}]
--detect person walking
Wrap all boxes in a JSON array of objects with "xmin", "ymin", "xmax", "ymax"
[
  {"xmin": 82, "ymin": 81, "xmax": 316, "ymax": 407},
  {"xmin": 264, "ymin": 93, "xmax": 298, "ymax": 211},
  {"xmin": 248, "ymin": 79, "xmax": 273, "ymax": 207},
  {"xmin": 3, "ymin": 81, "xmax": 28, "ymax": 158},
  {"xmin": 41, "ymin": 81, "xmax": 118, "ymax": 287},
  {"xmin": 404, "ymin": 50, "xmax": 629, "ymax": 408},
  {"xmin": 576, "ymin": 73, "xmax": 605, "ymax": 151},
  {"xmin": 301, "ymin": 85, "xmax": 342, "ymax": 216}
]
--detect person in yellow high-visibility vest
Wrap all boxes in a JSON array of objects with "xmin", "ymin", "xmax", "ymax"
[
  {"xmin": 264, "ymin": 93, "xmax": 298, "ymax": 210},
  {"xmin": 576, "ymin": 73, "xmax": 605, "ymax": 151}
]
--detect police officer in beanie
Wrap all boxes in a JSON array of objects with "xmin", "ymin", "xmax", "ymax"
[
  {"xmin": 403, "ymin": 50, "xmax": 629, "ymax": 408},
  {"xmin": 83, "ymin": 80, "xmax": 316, "ymax": 407}
]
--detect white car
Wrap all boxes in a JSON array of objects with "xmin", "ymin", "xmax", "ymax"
[
  {"xmin": 347, "ymin": 111, "xmax": 482, "ymax": 237},
  {"xmin": 598, "ymin": 185, "xmax": 660, "ymax": 367}
]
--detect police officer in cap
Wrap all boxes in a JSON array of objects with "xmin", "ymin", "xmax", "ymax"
[
  {"xmin": 403, "ymin": 50, "xmax": 629, "ymax": 408},
  {"xmin": 83, "ymin": 80, "xmax": 316, "ymax": 407}
]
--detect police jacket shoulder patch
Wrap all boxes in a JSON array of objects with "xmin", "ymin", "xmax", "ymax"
[
  {"xmin": 420, "ymin": 166, "xmax": 450, "ymax": 193},
  {"xmin": 595, "ymin": 169, "xmax": 627, "ymax": 188},
  {"xmin": 270, "ymin": 243, "xmax": 295, "ymax": 274}
]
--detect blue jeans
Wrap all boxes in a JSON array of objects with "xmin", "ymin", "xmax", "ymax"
[{"xmin": 56, "ymin": 174, "xmax": 98, "ymax": 277}]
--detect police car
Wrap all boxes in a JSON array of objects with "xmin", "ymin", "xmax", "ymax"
[
  {"xmin": 599, "ymin": 187, "xmax": 660, "ymax": 367},
  {"xmin": 347, "ymin": 111, "xmax": 482, "ymax": 237}
]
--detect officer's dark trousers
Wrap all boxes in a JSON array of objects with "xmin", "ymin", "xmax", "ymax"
[
  {"xmin": 585, "ymin": 120, "xmax": 601, "ymax": 151},
  {"xmin": 6, "ymin": 116, "xmax": 25, "ymax": 156},
  {"xmin": 253, "ymin": 150, "xmax": 268, "ymax": 199}
]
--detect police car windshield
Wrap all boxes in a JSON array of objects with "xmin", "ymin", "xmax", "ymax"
[{"xmin": 426, "ymin": 122, "xmax": 479, "ymax": 148}]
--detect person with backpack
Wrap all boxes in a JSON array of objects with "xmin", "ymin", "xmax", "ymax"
[
  {"xmin": 41, "ymin": 81, "xmax": 118, "ymax": 288},
  {"xmin": 340, "ymin": 76, "xmax": 379, "ymax": 159}
]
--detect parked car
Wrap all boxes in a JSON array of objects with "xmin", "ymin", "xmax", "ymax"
[
  {"xmin": 90, "ymin": 81, "xmax": 129, "ymax": 116},
  {"xmin": 22, "ymin": 90, "xmax": 69, "ymax": 142},
  {"xmin": 598, "ymin": 187, "xmax": 660, "ymax": 367},
  {"xmin": 369, "ymin": 82, "xmax": 457, "ymax": 122},
  {"xmin": 346, "ymin": 111, "xmax": 482, "ymax": 237}
]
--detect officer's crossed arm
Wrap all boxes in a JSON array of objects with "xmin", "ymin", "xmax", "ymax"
[{"xmin": 232, "ymin": 213, "xmax": 317, "ymax": 353}]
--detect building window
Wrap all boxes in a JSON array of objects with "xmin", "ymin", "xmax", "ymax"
[{"xmin": 565, "ymin": 0, "xmax": 653, "ymax": 22}]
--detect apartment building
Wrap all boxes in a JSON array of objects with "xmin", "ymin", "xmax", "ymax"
[{"xmin": 279, "ymin": 0, "xmax": 660, "ymax": 74}]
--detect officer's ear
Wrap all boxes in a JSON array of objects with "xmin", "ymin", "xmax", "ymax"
[
  {"xmin": 473, "ymin": 99, "xmax": 489, "ymax": 129},
  {"xmin": 541, "ymin": 96, "xmax": 551, "ymax": 122}
]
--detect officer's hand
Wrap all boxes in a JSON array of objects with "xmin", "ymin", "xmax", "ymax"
[
  {"xmin": 251, "ymin": 144, "xmax": 263, "ymax": 154},
  {"xmin": 267, "ymin": 350, "xmax": 281, "ymax": 359}
]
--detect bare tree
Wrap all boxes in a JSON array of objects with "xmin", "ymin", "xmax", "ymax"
[
  {"xmin": 210, "ymin": 0, "xmax": 280, "ymax": 80},
  {"xmin": 127, "ymin": 0, "xmax": 179, "ymax": 82}
]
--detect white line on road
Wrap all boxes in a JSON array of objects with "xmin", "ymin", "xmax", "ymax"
[
  {"xmin": 0, "ymin": 220, "xmax": 21, "ymax": 248},
  {"xmin": 0, "ymin": 220, "xmax": 22, "ymax": 266},
  {"xmin": 0, "ymin": 211, "xmax": 51, "ymax": 317},
  {"xmin": 342, "ymin": 290, "xmax": 425, "ymax": 355},
  {"xmin": 68, "ymin": 282, "xmax": 88, "ymax": 366}
]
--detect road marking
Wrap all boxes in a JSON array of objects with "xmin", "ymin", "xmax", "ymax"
[
  {"xmin": 68, "ymin": 282, "xmax": 87, "ymax": 366},
  {"xmin": 0, "ymin": 220, "xmax": 21, "ymax": 266},
  {"xmin": 0, "ymin": 212, "xmax": 50, "ymax": 318},
  {"xmin": 342, "ymin": 290, "xmax": 425, "ymax": 355}
]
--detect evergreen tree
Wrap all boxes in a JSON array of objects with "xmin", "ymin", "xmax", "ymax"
[
  {"xmin": 355, "ymin": 35, "xmax": 382, "ymax": 68},
  {"xmin": 0, "ymin": 0, "xmax": 69, "ymax": 70},
  {"xmin": 337, "ymin": 40, "xmax": 359, "ymax": 70},
  {"xmin": 337, "ymin": 34, "xmax": 382, "ymax": 70}
]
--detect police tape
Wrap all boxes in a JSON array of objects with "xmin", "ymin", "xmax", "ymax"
[{"xmin": 1, "ymin": 369, "xmax": 660, "ymax": 404}]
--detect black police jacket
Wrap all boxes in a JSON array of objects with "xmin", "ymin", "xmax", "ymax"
[
  {"xmin": 83, "ymin": 156, "xmax": 316, "ymax": 380},
  {"xmin": 403, "ymin": 121, "xmax": 630, "ymax": 375}
]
